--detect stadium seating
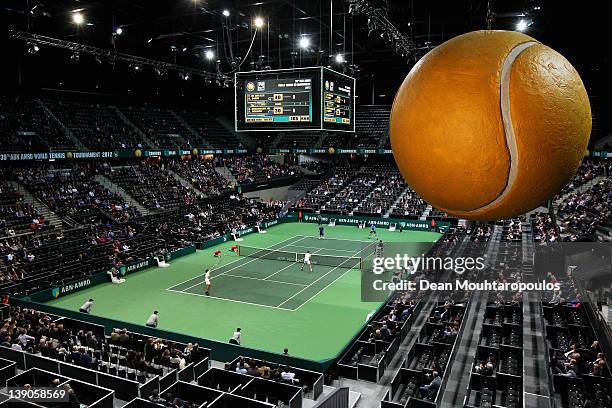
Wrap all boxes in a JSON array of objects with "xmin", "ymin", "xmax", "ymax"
[
  {"xmin": 557, "ymin": 178, "xmax": 612, "ymax": 241},
  {"xmin": 46, "ymin": 99, "xmax": 149, "ymax": 150},
  {"xmin": 0, "ymin": 181, "xmax": 49, "ymax": 237},
  {"xmin": 167, "ymin": 158, "xmax": 233, "ymax": 196},
  {"xmin": 223, "ymin": 155, "xmax": 300, "ymax": 185},
  {"xmin": 354, "ymin": 105, "xmax": 391, "ymax": 148},
  {"xmin": 14, "ymin": 164, "xmax": 140, "ymax": 224},
  {"xmin": 120, "ymin": 106, "xmax": 200, "ymax": 148},
  {"xmin": 542, "ymin": 269, "xmax": 612, "ymax": 408},
  {"xmin": 106, "ymin": 161, "xmax": 198, "ymax": 210},
  {"xmin": 174, "ymin": 110, "xmax": 241, "ymax": 148},
  {"xmin": 0, "ymin": 96, "xmax": 75, "ymax": 152}
]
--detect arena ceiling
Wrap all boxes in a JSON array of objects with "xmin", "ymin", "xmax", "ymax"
[{"xmin": 3, "ymin": 0, "xmax": 611, "ymax": 139}]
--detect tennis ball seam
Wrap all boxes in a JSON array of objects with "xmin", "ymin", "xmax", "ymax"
[{"xmin": 470, "ymin": 40, "xmax": 538, "ymax": 213}]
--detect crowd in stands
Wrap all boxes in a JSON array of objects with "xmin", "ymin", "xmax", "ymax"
[
  {"xmin": 324, "ymin": 171, "xmax": 384, "ymax": 214},
  {"xmin": 559, "ymin": 158, "xmax": 608, "ymax": 196},
  {"xmin": 0, "ymin": 180, "xmax": 49, "ymax": 237},
  {"xmin": 229, "ymin": 357, "xmax": 301, "ymax": 385},
  {"xmin": 107, "ymin": 161, "xmax": 199, "ymax": 210},
  {"xmin": 292, "ymin": 165, "xmax": 354, "ymax": 212},
  {"xmin": 557, "ymin": 178, "xmax": 612, "ymax": 241},
  {"xmin": 532, "ymin": 212, "xmax": 559, "ymax": 243},
  {"xmin": 223, "ymin": 155, "xmax": 299, "ymax": 184},
  {"xmin": 354, "ymin": 170, "xmax": 406, "ymax": 217},
  {"xmin": 143, "ymin": 195, "xmax": 285, "ymax": 246},
  {"xmin": 14, "ymin": 164, "xmax": 140, "ymax": 223},
  {"xmin": 542, "ymin": 269, "xmax": 611, "ymax": 407},
  {"xmin": 1, "ymin": 306, "xmax": 208, "ymax": 382},
  {"xmin": 167, "ymin": 158, "xmax": 233, "ymax": 196}
]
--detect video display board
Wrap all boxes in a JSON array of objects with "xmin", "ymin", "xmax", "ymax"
[
  {"xmin": 322, "ymin": 68, "xmax": 355, "ymax": 131},
  {"xmin": 235, "ymin": 67, "xmax": 355, "ymax": 132}
]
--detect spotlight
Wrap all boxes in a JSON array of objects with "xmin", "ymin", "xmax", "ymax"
[
  {"xmin": 298, "ymin": 36, "xmax": 310, "ymax": 49},
  {"xmin": 254, "ymin": 17, "xmax": 264, "ymax": 28},
  {"xmin": 26, "ymin": 42, "xmax": 40, "ymax": 55},
  {"xmin": 335, "ymin": 53, "xmax": 345, "ymax": 63},
  {"xmin": 130, "ymin": 63, "xmax": 142, "ymax": 73},
  {"xmin": 222, "ymin": 9, "xmax": 230, "ymax": 17},
  {"xmin": 205, "ymin": 50, "xmax": 215, "ymax": 60},
  {"xmin": 154, "ymin": 67, "xmax": 168, "ymax": 78},
  {"xmin": 69, "ymin": 52, "xmax": 80, "ymax": 63},
  {"xmin": 72, "ymin": 12, "xmax": 84, "ymax": 25},
  {"xmin": 115, "ymin": 27, "xmax": 123, "ymax": 35},
  {"xmin": 516, "ymin": 19, "xmax": 528, "ymax": 32}
]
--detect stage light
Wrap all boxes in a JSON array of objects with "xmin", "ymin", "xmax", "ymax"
[
  {"xmin": 299, "ymin": 36, "xmax": 310, "ymax": 49},
  {"xmin": 69, "ymin": 52, "xmax": 80, "ymax": 63},
  {"xmin": 516, "ymin": 19, "xmax": 528, "ymax": 31},
  {"xmin": 154, "ymin": 67, "xmax": 168, "ymax": 78},
  {"xmin": 26, "ymin": 42, "xmax": 40, "ymax": 55},
  {"xmin": 205, "ymin": 50, "xmax": 215, "ymax": 60},
  {"xmin": 130, "ymin": 63, "xmax": 142, "ymax": 73},
  {"xmin": 222, "ymin": 9, "xmax": 230, "ymax": 17},
  {"xmin": 72, "ymin": 12, "xmax": 84, "ymax": 25},
  {"xmin": 335, "ymin": 53, "xmax": 345, "ymax": 63},
  {"xmin": 254, "ymin": 17, "xmax": 264, "ymax": 28},
  {"xmin": 115, "ymin": 27, "xmax": 123, "ymax": 35}
]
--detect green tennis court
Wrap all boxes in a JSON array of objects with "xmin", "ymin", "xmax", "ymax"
[
  {"xmin": 44, "ymin": 222, "xmax": 440, "ymax": 361},
  {"xmin": 168, "ymin": 235, "xmax": 372, "ymax": 311}
]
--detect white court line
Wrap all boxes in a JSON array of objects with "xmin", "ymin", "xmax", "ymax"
[
  {"xmin": 176, "ymin": 235, "xmax": 309, "ymax": 293},
  {"xmin": 262, "ymin": 244, "xmax": 325, "ymax": 281},
  {"xmin": 292, "ymin": 268, "xmax": 354, "ymax": 312},
  {"xmin": 281, "ymin": 244, "xmax": 357, "ymax": 254},
  {"xmin": 166, "ymin": 288, "xmax": 294, "ymax": 311},
  {"xmin": 262, "ymin": 260, "xmax": 301, "ymax": 280},
  {"xmin": 295, "ymin": 234, "xmax": 372, "ymax": 244},
  {"xmin": 166, "ymin": 235, "xmax": 304, "ymax": 291},
  {"xmin": 223, "ymin": 273, "xmax": 308, "ymax": 287},
  {"xmin": 276, "ymin": 244, "xmax": 373, "ymax": 309}
]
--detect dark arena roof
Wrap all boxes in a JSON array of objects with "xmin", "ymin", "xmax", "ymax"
[{"xmin": 1, "ymin": 1, "xmax": 612, "ymax": 408}]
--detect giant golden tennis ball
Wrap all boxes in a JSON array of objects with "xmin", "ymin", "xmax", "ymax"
[{"xmin": 390, "ymin": 30, "xmax": 591, "ymax": 220}]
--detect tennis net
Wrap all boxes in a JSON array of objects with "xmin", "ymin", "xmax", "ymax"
[{"xmin": 237, "ymin": 245, "xmax": 362, "ymax": 269}]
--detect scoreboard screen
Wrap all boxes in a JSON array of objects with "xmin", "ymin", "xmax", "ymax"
[
  {"xmin": 235, "ymin": 67, "xmax": 355, "ymax": 132},
  {"xmin": 322, "ymin": 68, "xmax": 355, "ymax": 131},
  {"xmin": 244, "ymin": 78, "xmax": 313, "ymax": 124}
]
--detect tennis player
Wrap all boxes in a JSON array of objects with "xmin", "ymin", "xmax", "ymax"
[
  {"xmin": 318, "ymin": 225, "xmax": 325, "ymax": 240},
  {"xmin": 301, "ymin": 251, "xmax": 313, "ymax": 273},
  {"xmin": 204, "ymin": 269, "xmax": 211, "ymax": 296},
  {"xmin": 376, "ymin": 240, "xmax": 384, "ymax": 258},
  {"xmin": 369, "ymin": 223, "xmax": 377, "ymax": 239}
]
